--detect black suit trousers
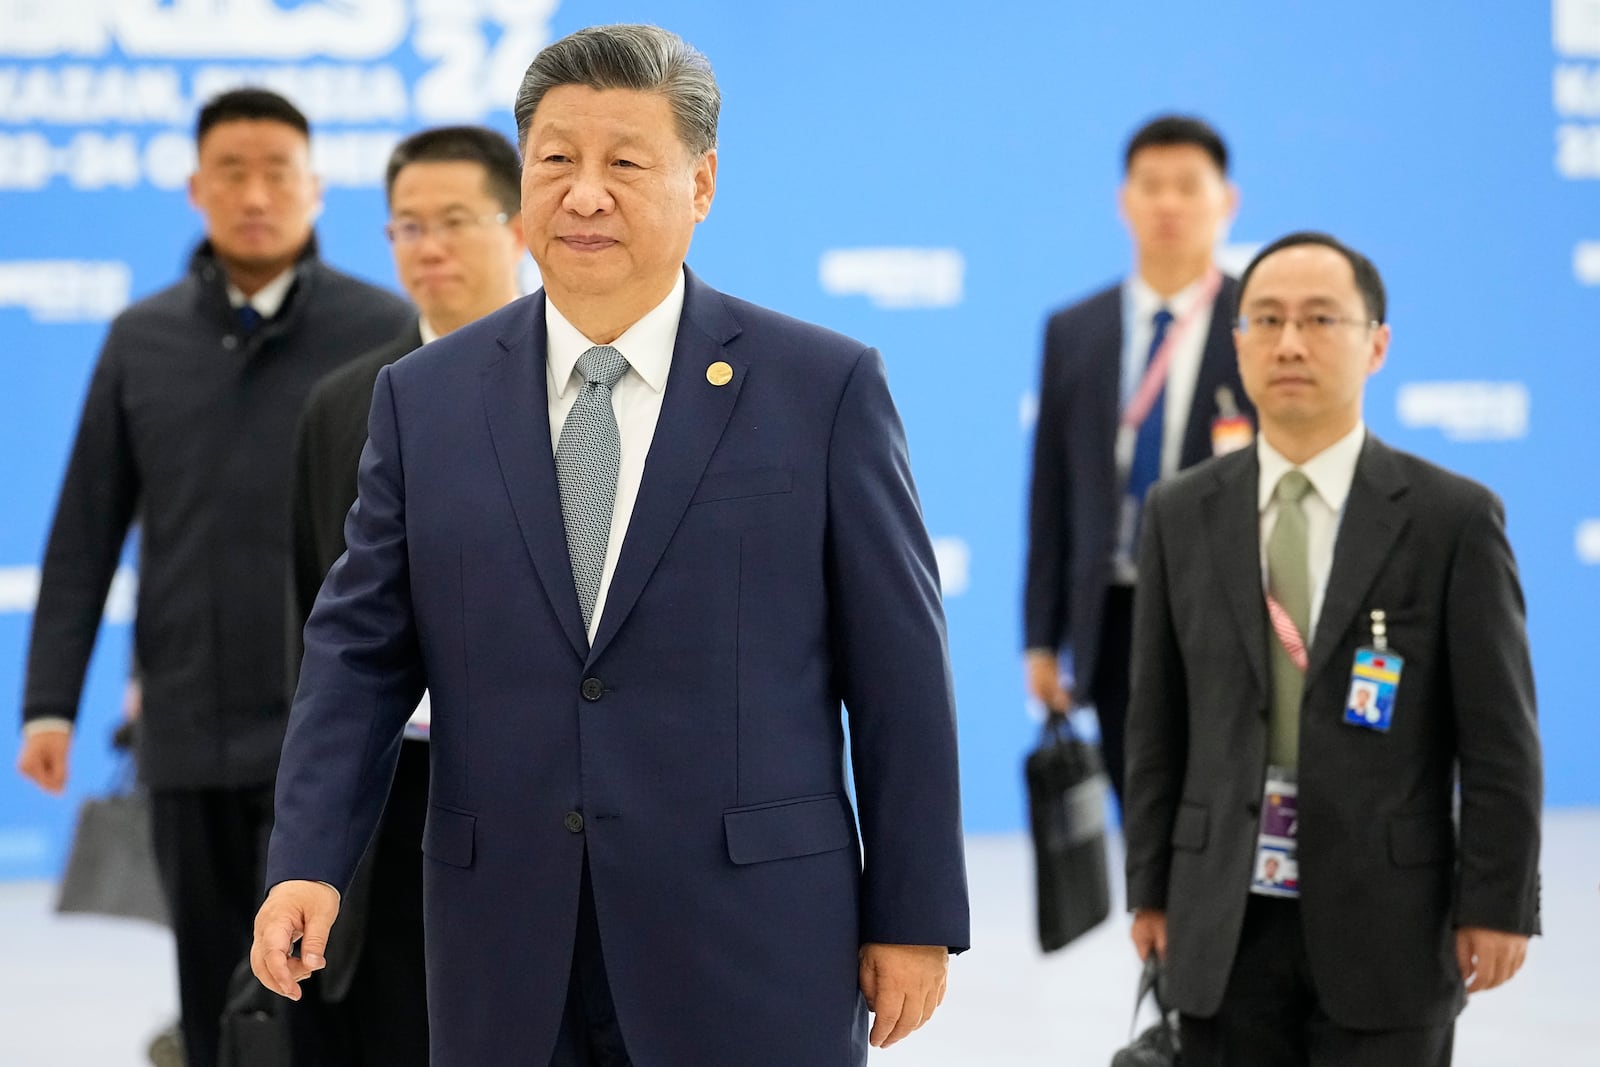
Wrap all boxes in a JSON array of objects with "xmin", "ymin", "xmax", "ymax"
[
  {"xmin": 1180, "ymin": 896, "xmax": 1455, "ymax": 1067},
  {"xmin": 323, "ymin": 739, "xmax": 430, "ymax": 1066},
  {"xmin": 548, "ymin": 853, "xmax": 632, "ymax": 1067},
  {"xmin": 1091, "ymin": 584, "xmax": 1134, "ymax": 808},
  {"xmin": 150, "ymin": 785, "xmax": 337, "ymax": 1067}
]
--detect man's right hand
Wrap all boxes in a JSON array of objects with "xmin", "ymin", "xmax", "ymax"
[
  {"xmin": 17, "ymin": 730, "xmax": 70, "ymax": 794},
  {"xmin": 1025, "ymin": 650, "xmax": 1072, "ymax": 713},
  {"xmin": 1130, "ymin": 908, "xmax": 1168, "ymax": 962},
  {"xmin": 251, "ymin": 880, "xmax": 341, "ymax": 1000}
]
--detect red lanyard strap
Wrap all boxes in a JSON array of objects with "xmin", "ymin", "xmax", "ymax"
[{"xmin": 1121, "ymin": 268, "xmax": 1223, "ymax": 431}]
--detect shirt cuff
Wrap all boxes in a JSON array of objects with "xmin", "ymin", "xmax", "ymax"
[{"xmin": 22, "ymin": 718, "xmax": 73, "ymax": 737}]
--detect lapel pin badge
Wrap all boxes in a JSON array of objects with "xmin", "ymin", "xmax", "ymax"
[{"xmin": 706, "ymin": 361, "xmax": 733, "ymax": 387}]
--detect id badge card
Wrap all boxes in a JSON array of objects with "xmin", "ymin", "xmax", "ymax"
[
  {"xmin": 1344, "ymin": 648, "xmax": 1403, "ymax": 733},
  {"xmin": 1251, "ymin": 767, "xmax": 1299, "ymax": 898},
  {"xmin": 1210, "ymin": 386, "xmax": 1254, "ymax": 456},
  {"xmin": 1210, "ymin": 414, "xmax": 1253, "ymax": 456}
]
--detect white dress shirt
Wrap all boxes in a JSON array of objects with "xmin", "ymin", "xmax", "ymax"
[
  {"xmin": 227, "ymin": 267, "xmax": 297, "ymax": 318},
  {"xmin": 545, "ymin": 269, "xmax": 685, "ymax": 642},
  {"xmin": 1111, "ymin": 271, "xmax": 1219, "ymax": 583},
  {"xmin": 1257, "ymin": 422, "xmax": 1367, "ymax": 644},
  {"xmin": 1119, "ymin": 271, "xmax": 1217, "ymax": 479}
]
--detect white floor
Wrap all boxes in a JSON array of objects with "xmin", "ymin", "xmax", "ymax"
[{"xmin": 5, "ymin": 810, "xmax": 1597, "ymax": 1066}]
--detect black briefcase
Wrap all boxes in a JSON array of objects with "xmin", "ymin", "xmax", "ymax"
[
  {"xmin": 1023, "ymin": 714, "xmax": 1111, "ymax": 951},
  {"xmin": 1111, "ymin": 955, "xmax": 1181, "ymax": 1066},
  {"xmin": 217, "ymin": 956, "xmax": 292, "ymax": 1067},
  {"xmin": 55, "ymin": 757, "xmax": 169, "ymax": 926}
]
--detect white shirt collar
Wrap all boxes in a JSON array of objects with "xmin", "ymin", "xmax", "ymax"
[
  {"xmin": 226, "ymin": 266, "xmax": 296, "ymax": 318},
  {"xmin": 1127, "ymin": 270, "xmax": 1212, "ymax": 323},
  {"xmin": 546, "ymin": 269, "xmax": 685, "ymax": 399},
  {"xmin": 1257, "ymin": 421, "xmax": 1368, "ymax": 514},
  {"xmin": 418, "ymin": 315, "xmax": 440, "ymax": 346}
]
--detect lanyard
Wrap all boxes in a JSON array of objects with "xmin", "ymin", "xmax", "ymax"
[
  {"xmin": 1266, "ymin": 593, "xmax": 1308, "ymax": 672},
  {"xmin": 1121, "ymin": 268, "xmax": 1222, "ymax": 432}
]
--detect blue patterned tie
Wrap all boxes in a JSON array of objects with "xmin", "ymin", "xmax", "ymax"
[
  {"xmin": 555, "ymin": 345, "xmax": 631, "ymax": 633},
  {"xmin": 1127, "ymin": 308, "xmax": 1173, "ymax": 506}
]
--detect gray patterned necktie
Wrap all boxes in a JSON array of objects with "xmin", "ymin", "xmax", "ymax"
[
  {"xmin": 1266, "ymin": 469, "xmax": 1314, "ymax": 769},
  {"xmin": 555, "ymin": 345, "xmax": 631, "ymax": 633}
]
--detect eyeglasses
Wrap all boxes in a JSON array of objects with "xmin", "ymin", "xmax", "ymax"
[
  {"xmin": 1237, "ymin": 313, "xmax": 1378, "ymax": 342},
  {"xmin": 385, "ymin": 211, "xmax": 509, "ymax": 245}
]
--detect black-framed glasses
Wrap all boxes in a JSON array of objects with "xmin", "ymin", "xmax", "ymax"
[
  {"xmin": 385, "ymin": 211, "xmax": 509, "ymax": 245},
  {"xmin": 1237, "ymin": 313, "xmax": 1378, "ymax": 342}
]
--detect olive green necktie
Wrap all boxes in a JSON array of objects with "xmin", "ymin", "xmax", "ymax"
[{"xmin": 1266, "ymin": 470, "xmax": 1313, "ymax": 769}]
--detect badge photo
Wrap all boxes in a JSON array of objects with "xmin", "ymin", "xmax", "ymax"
[
  {"xmin": 1252, "ymin": 843, "xmax": 1298, "ymax": 896},
  {"xmin": 1345, "ymin": 679, "xmax": 1382, "ymax": 725}
]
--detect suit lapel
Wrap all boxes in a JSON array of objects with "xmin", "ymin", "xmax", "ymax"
[
  {"xmin": 587, "ymin": 272, "xmax": 745, "ymax": 663},
  {"xmin": 1305, "ymin": 435, "xmax": 1410, "ymax": 684},
  {"xmin": 1096, "ymin": 289, "xmax": 1125, "ymax": 453},
  {"xmin": 480, "ymin": 294, "xmax": 590, "ymax": 660},
  {"xmin": 1202, "ymin": 449, "xmax": 1269, "ymax": 696}
]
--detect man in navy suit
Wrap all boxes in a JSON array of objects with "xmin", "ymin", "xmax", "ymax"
[
  {"xmin": 1024, "ymin": 116, "xmax": 1252, "ymax": 807},
  {"xmin": 251, "ymin": 24, "xmax": 968, "ymax": 1067}
]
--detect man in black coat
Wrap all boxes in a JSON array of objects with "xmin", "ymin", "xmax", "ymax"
[
  {"xmin": 286, "ymin": 124, "xmax": 526, "ymax": 1066},
  {"xmin": 17, "ymin": 89, "xmax": 412, "ymax": 1067}
]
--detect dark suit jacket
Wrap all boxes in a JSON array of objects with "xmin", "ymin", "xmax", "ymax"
[
  {"xmin": 266, "ymin": 270, "xmax": 970, "ymax": 1066},
  {"xmin": 1124, "ymin": 434, "xmax": 1542, "ymax": 1030},
  {"xmin": 290, "ymin": 322, "xmax": 424, "ymax": 664},
  {"xmin": 287, "ymin": 321, "xmax": 425, "ymax": 1002},
  {"xmin": 1024, "ymin": 276, "xmax": 1251, "ymax": 698}
]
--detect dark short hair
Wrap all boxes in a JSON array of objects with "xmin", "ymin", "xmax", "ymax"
[
  {"xmin": 195, "ymin": 88, "xmax": 309, "ymax": 144},
  {"xmin": 1123, "ymin": 115, "xmax": 1228, "ymax": 176},
  {"xmin": 1237, "ymin": 231, "xmax": 1388, "ymax": 324},
  {"xmin": 513, "ymin": 24, "xmax": 719, "ymax": 157},
  {"xmin": 384, "ymin": 125, "xmax": 523, "ymax": 215}
]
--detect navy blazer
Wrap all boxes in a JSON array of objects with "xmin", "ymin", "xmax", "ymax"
[
  {"xmin": 1024, "ymin": 276, "xmax": 1251, "ymax": 698},
  {"xmin": 267, "ymin": 270, "xmax": 969, "ymax": 1066}
]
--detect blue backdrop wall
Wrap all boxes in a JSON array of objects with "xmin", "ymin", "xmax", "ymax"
[{"xmin": 3, "ymin": 1, "xmax": 1596, "ymax": 881}]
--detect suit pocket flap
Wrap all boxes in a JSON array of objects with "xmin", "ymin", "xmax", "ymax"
[
  {"xmin": 1389, "ymin": 812, "xmax": 1454, "ymax": 867},
  {"xmin": 724, "ymin": 794, "xmax": 853, "ymax": 866},
  {"xmin": 691, "ymin": 467, "xmax": 793, "ymax": 505},
  {"xmin": 1170, "ymin": 803, "xmax": 1209, "ymax": 852},
  {"xmin": 422, "ymin": 804, "xmax": 475, "ymax": 868}
]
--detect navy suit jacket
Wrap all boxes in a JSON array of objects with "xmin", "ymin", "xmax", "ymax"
[
  {"xmin": 267, "ymin": 270, "xmax": 969, "ymax": 1066},
  {"xmin": 1024, "ymin": 276, "xmax": 1251, "ymax": 697}
]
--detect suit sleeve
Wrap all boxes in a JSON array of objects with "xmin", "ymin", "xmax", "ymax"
[
  {"xmin": 266, "ymin": 365, "xmax": 425, "ymax": 893},
  {"xmin": 1023, "ymin": 315, "xmax": 1071, "ymax": 651},
  {"xmin": 1122, "ymin": 481, "xmax": 1188, "ymax": 911},
  {"xmin": 825, "ymin": 348, "xmax": 970, "ymax": 952},
  {"xmin": 1446, "ymin": 493, "xmax": 1542, "ymax": 935},
  {"xmin": 23, "ymin": 328, "xmax": 140, "ymax": 726},
  {"xmin": 285, "ymin": 403, "xmax": 322, "ymax": 697}
]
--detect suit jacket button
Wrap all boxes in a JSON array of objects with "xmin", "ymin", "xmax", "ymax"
[
  {"xmin": 564, "ymin": 811, "xmax": 584, "ymax": 833},
  {"xmin": 581, "ymin": 677, "xmax": 604, "ymax": 702}
]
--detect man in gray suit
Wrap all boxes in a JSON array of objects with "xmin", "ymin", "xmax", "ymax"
[{"xmin": 1124, "ymin": 232, "xmax": 1541, "ymax": 1065}]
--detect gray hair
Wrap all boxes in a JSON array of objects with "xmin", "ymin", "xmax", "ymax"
[{"xmin": 513, "ymin": 24, "xmax": 720, "ymax": 158}]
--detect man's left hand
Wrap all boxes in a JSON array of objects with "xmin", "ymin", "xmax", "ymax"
[
  {"xmin": 858, "ymin": 943, "xmax": 948, "ymax": 1049},
  {"xmin": 1455, "ymin": 926, "xmax": 1529, "ymax": 993}
]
